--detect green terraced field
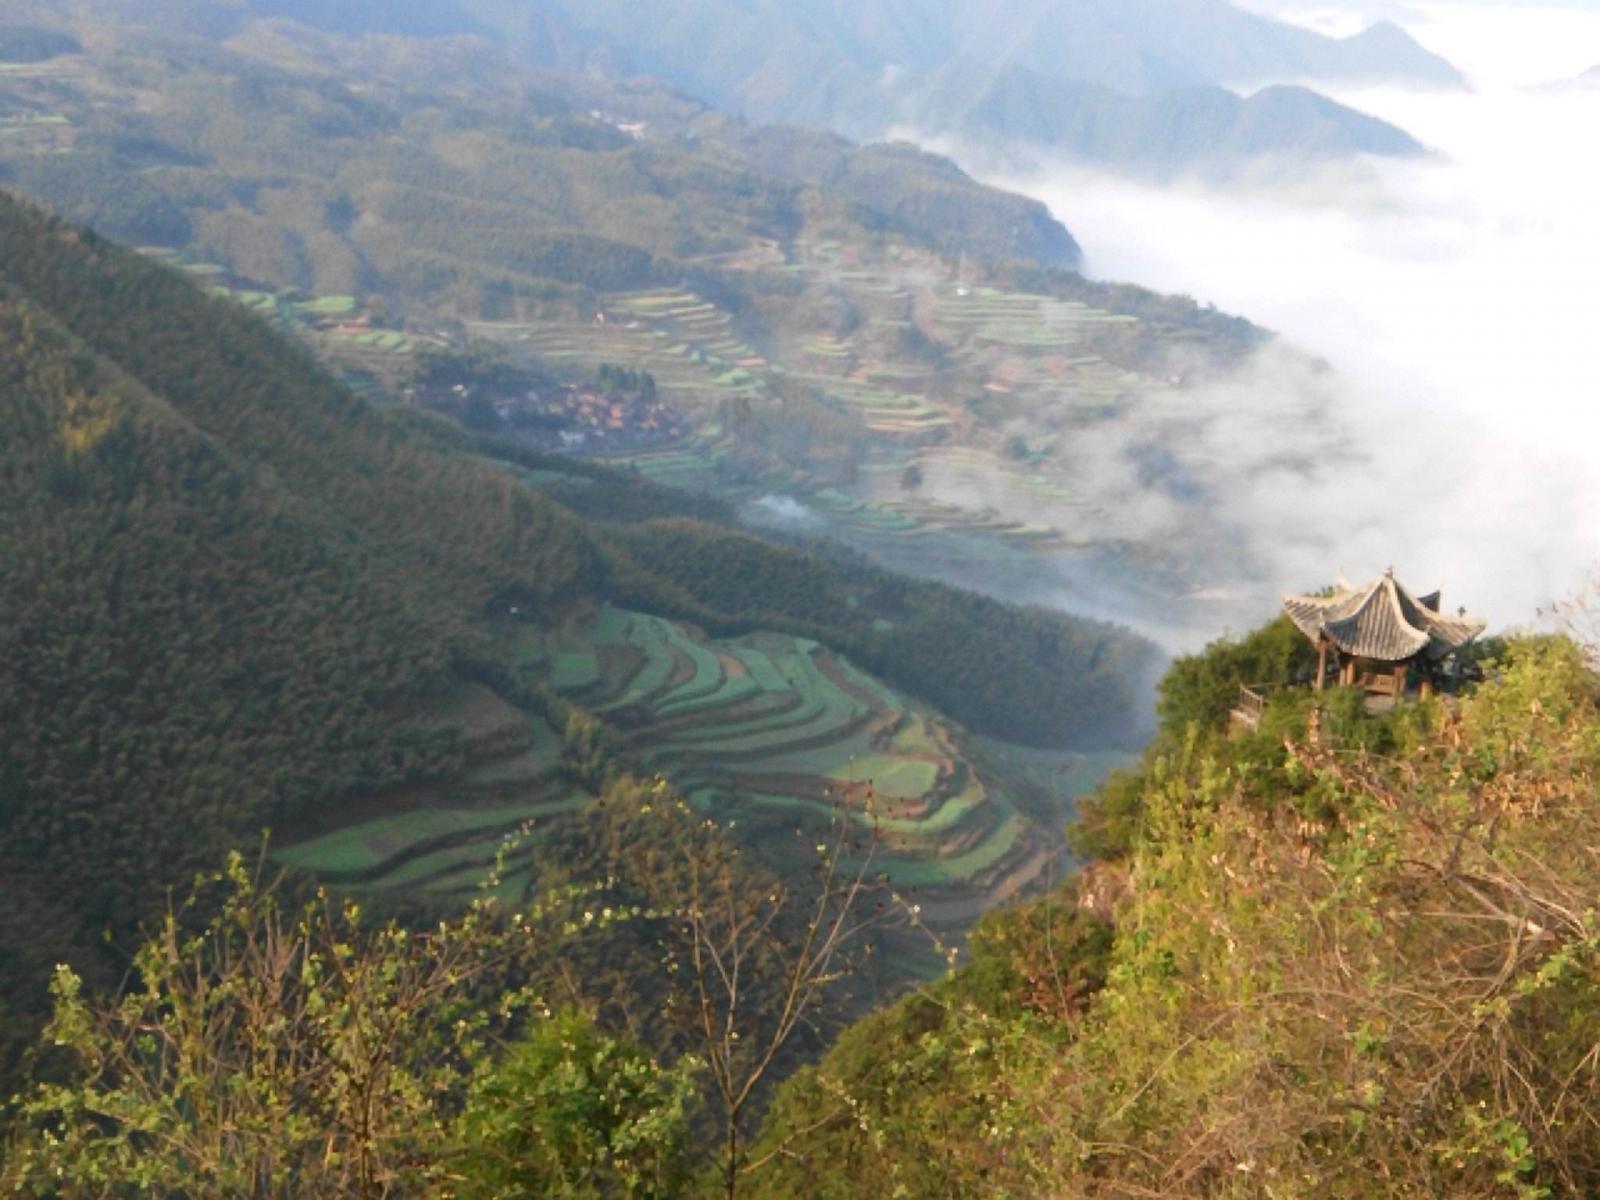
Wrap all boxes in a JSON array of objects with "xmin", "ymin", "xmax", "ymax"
[
  {"xmin": 870, "ymin": 812, "xmax": 1028, "ymax": 888},
  {"xmin": 295, "ymin": 294, "xmax": 358, "ymax": 315},
  {"xmin": 278, "ymin": 794, "xmax": 587, "ymax": 878},
  {"xmin": 274, "ymin": 670, "xmax": 588, "ymax": 897},
  {"xmin": 275, "ymin": 597, "xmax": 1102, "ymax": 944},
  {"xmin": 656, "ymin": 649, "xmax": 761, "ymax": 716},
  {"xmin": 830, "ymin": 755, "xmax": 940, "ymax": 799},
  {"xmin": 533, "ymin": 606, "xmax": 1052, "ymax": 915}
]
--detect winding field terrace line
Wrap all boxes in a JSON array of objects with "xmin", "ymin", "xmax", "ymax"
[
  {"xmin": 562, "ymin": 268, "xmax": 1178, "ymax": 565},
  {"xmin": 276, "ymin": 606, "xmax": 1084, "ymax": 933}
]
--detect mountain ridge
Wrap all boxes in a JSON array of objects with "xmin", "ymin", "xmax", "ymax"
[
  {"xmin": 877, "ymin": 60, "xmax": 1424, "ymax": 173},
  {"xmin": 499, "ymin": 0, "xmax": 1456, "ymax": 172},
  {"xmin": 0, "ymin": 13, "xmax": 1083, "ymax": 275}
]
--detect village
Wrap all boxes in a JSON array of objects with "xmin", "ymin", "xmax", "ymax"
[
  {"xmin": 148, "ymin": 254, "xmax": 689, "ymax": 455},
  {"xmin": 409, "ymin": 360, "xmax": 689, "ymax": 454}
]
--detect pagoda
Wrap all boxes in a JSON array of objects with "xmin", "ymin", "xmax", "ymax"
[{"xmin": 1283, "ymin": 571, "xmax": 1487, "ymax": 701}]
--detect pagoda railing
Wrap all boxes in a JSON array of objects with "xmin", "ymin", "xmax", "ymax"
[{"xmin": 1230, "ymin": 684, "xmax": 1269, "ymax": 732}]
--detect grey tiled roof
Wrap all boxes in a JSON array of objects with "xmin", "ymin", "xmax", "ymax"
[{"xmin": 1284, "ymin": 574, "xmax": 1486, "ymax": 662}]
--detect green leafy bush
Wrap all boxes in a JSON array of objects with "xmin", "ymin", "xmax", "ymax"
[{"xmin": 453, "ymin": 1010, "xmax": 699, "ymax": 1200}]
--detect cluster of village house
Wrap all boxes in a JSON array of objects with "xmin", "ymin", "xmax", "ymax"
[
  {"xmin": 281, "ymin": 288, "xmax": 686, "ymax": 449},
  {"xmin": 536, "ymin": 383, "xmax": 684, "ymax": 440},
  {"xmin": 416, "ymin": 378, "xmax": 687, "ymax": 451}
]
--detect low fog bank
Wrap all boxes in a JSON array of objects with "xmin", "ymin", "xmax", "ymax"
[
  {"xmin": 956, "ymin": 2, "xmax": 1600, "ymax": 642},
  {"xmin": 909, "ymin": 342, "xmax": 1362, "ymax": 646}
]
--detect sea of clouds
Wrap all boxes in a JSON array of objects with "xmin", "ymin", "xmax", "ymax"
[{"xmin": 972, "ymin": 0, "xmax": 1600, "ymax": 643}]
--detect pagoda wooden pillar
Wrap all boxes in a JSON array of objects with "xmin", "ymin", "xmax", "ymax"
[{"xmin": 1315, "ymin": 639, "xmax": 1328, "ymax": 692}]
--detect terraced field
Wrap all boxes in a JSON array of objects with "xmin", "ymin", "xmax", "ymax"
[
  {"xmin": 570, "ymin": 264, "xmax": 1184, "ymax": 565},
  {"xmin": 182, "ymin": 233, "xmax": 1176, "ymax": 577},
  {"xmin": 0, "ymin": 110, "xmax": 71, "ymax": 153},
  {"xmin": 276, "ymin": 683, "xmax": 584, "ymax": 901},
  {"xmin": 499, "ymin": 287, "xmax": 770, "ymax": 405},
  {"xmin": 928, "ymin": 286, "xmax": 1144, "ymax": 406},
  {"xmin": 185, "ymin": 274, "xmax": 421, "ymax": 394},
  {"xmin": 275, "ymin": 607, "xmax": 1107, "ymax": 928},
  {"xmin": 540, "ymin": 605, "xmax": 1062, "ymax": 921}
]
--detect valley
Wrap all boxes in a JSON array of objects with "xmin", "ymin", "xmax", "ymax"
[
  {"xmin": 0, "ymin": 16, "xmax": 1366, "ymax": 1025},
  {"xmin": 0, "ymin": 16, "xmax": 1325, "ymax": 646},
  {"xmin": 0, "ymin": 183, "xmax": 1153, "ymax": 1071},
  {"xmin": 10, "ymin": 3, "xmax": 1600, "ymax": 1196},
  {"xmin": 141, "ymin": 219, "xmax": 1298, "ymax": 641}
]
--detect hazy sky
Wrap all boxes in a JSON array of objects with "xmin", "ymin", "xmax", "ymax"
[{"xmin": 984, "ymin": 0, "xmax": 1600, "ymax": 635}]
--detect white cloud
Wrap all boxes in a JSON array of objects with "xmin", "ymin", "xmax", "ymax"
[{"xmin": 972, "ymin": 2, "xmax": 1600, "ymax": 639}]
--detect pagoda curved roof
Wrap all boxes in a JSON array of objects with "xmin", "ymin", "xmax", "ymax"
[{"xmin": 1283, "ymin": 573, "xmax": 1486, "ymax": 662}]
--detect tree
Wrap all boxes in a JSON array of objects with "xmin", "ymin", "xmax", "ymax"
[
  {"xmin": 451, "ymin": 1009, "xmax": 699, "ymax": 1200},
  {"xmin": 1155, "ymin": 613, "xmax": 1317, "ymax": 735}
]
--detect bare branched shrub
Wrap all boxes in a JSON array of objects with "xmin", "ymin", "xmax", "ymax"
[{"xmin": 605, "ymin": 781, "xmax": 902, "ymax": 1198}]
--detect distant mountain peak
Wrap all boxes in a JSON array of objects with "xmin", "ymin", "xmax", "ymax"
[
  {"xmin": 1345, "ymin": 19, "xmax": 1421, "ymax": 45},
  {"xmin": 880, "ymin": 63, "xmax": 1425, "ymax": 177},
  {"xmin": 500, "ymin": 0, "xmax": 1457, "ymax": 175},
  {"xmin": 1333, "ymin": 18, "xmax": 1463, "ymax": 87},
  {"xmin": 1242, "ymin": 84, "xmax": 1425, "ymax": 156}
]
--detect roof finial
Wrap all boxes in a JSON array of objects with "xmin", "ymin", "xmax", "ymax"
[{"xmin": 1385, "ymin": 565, "xmax": 1394, "ymax": 578}]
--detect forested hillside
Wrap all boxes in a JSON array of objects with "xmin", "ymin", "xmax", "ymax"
[
  {"xmin": 743, "ymin": 624, "xmax": 1600, "ymax": 1197},
  {"xmin": 0, "ymin": 195, "xmax": 594, "ymax": 1077},
  {"xmin": 0, "ymin": 193, "xmax": 1151, "ymax": 1085}
]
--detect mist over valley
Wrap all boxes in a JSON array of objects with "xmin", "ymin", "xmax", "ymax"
[{"xmin": 887, "ymin": 1, "xmax": 1600, "ymax": 642}]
